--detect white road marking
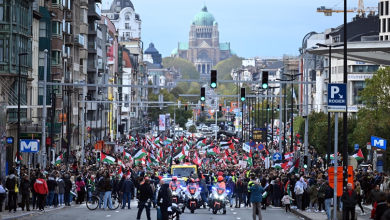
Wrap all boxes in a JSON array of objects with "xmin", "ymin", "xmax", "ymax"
[
  {"xmin": 233, "ymin": 212, "xmax": 237, "ymax": 214},
  {"xmin": 115, "ymin": 211, "xmax": 119, "ymax": 212},
  {"xmin": 231, "ymin": 209, "xmax": 234, "ymax": 211},
  {"xmin": 106, "ymin": 215, "xmax": 111, "ymax": 217},
  {"xmin": 237, "ymin": 218, "xmax": 241, "ymax": 219}
]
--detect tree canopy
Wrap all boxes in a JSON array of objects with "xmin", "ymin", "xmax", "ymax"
[{"xmin": 162, "ymin": 57, "xmax": 200, "ymax": 80}]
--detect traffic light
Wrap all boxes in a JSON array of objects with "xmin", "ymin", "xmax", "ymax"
[
  {"xmin": 185, "ymin": 104, "xmax": 188, "ymax": 111},
  {"xmin": 267, "ymin": 104, "xmax": 270, "ymax": 111},
  {"xmin": 201, "ymin": 87, "xmax": 205, "ymax": 101},
  {"xmin": 277, "ymin": 104, "xmax": 280, "ymax": 111},
  {"xmin": 303, "ymin": 155, "xmax": 308, "ymax": 169},
  {"xmin": 210, "ymin": 70, "xmax": 217, "ymax": 89},
  {"xmin": 297, "ymin": 104, "xmax": 299, "ymax": 110},
  {"xmin": 201, "ymin": 103, "xmax": 204, "ymax": 111},
  {"xmin": 262, "ymin": 71, "xmax": 269, "ymax": 89},
  {"xmin": 219, "ymin": 103, "xmax": 222, "ymax": 111},
  {"xmin": 232, "ymin": 116, "xmax": 235, "ymax": 122},
  {"xmin": 240, "ymin": 87, "xmax": 246, "ymax": 102}
]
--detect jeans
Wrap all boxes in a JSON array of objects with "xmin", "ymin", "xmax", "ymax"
[
  {"xmin": 201, "ymin": 193, "xmax": 209, "ymax": 206},
  {"xmin": 32, "ymin": 192, "xmax": 37, "ymax": 209},
  {"xmin": 8, "ymin": 191, "xmax": 17, "ymax": 211},
  {"xmin": 58, "ymin": 194, "xmax": 64, "ymax": 205},
  {"xmin": 242, "ymin": 194, "xmax": 248, "ymax": 207},
  {"xmin": 87, "ymin": 191, "xmax": 92, "ymax": 202},
  {"xmin": 235, "ymin": 193, "xmax": 242, "ymax": 207},
  {"xmin": 69, "ymin": 194, "xmax": 73, "ymax": 204},
  {"xmin": 46, "ymin": 191, "xmax": 55, "ymax": 206},
  {"xmin": 64, "ymin": 193, "xmax": 70, "ymax": 205},
  {"xmin": 273, "ymin": 198, "xmax": 280, "ymax": 207},
  {"xmin": 99, "ymin": 192, "xmax": 105, "ymax": 208},
  {"xmin": 325, "ymin": 199, "xmax": 332, "ymax": 220},
  {"xmin": 136, "ymin": 201, "xmax": 151, "ymax": 220},
  {"xmin": 296, "ymin": 194, "xmax": 303, "ymax": 210},
  {"xmin": 122, "ymin": 192, "xmax": 131, "ymax": 208},
  {"xmin": 53, "ymin": 193, "xmax": 58, "ymax": 206},
  {"xmin": 103, "ymin": 191, "xmax": 113, "ymax": 209},
  {"xmin": 229, "ymin": 193, "xmax": 234, "ymax": 205}
]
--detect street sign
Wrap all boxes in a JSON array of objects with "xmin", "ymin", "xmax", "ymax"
[
  {"xmin": 20, "ymin": 139, "xmax": 40, "ymax": 153},
  {"xmin": 354, "ymin": 144, "xmax": 359, "ymax": 150},
  {"xmin": 328, "ymin": 166, "xmax": 354, "ymax": 196},
  {"xmin": 87, "ymin": 127, "xmax": 90, "ymax": 131},
  {"xmin": 327, "ymin": 83, "xmax": 347, "ymax": 112},
  {"xmin": 258, "ymin": 143, "xmax": 265, "ymax": 151},
  {"xmin": 371, "ymin": 136, "xmax": 387, "ymax": 150},
  {"xmin": 253, "ymin": 128, "xmax": 266, "ymax": 142},
  {"xmin": 273, "ymin": 153, "xmax": 282, "ymax": 161},
  {"xmin": 6, "ymin": 137, "xmax": 13, "ymax": 144}
]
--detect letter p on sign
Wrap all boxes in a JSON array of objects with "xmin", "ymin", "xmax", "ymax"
[{"xmin": 331, "ymin": 86, "xmax": 340, "ymax": 98}]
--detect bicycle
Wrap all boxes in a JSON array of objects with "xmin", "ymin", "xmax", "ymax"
[{"xmin": 86, "ymin": 191, "xmax": 120, "ymax": 210}]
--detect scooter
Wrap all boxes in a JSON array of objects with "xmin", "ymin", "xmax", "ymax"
[{"xmin": 208, "ymin": 186, "xmax": 229, "ymax": 214}]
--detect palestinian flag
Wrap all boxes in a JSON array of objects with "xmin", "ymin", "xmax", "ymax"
[
  {"xmin": 149, "ymin": 152, "xmax": 159, "ymax": 164},
  {"xmin": 55, "ymin": 153, "xmax": 65, "ymax": 165},
  {"xmin": 192, "ymin": 151, "xmax": 201, "ymax": 166},
  {"xmin": 289, "ymin": 158, "xmax": 300, "ymax": 174},
  {"xmin": 118, "ymin": 166, "xmax": 123, "ymax": 177},
  {"xmin": 147, "ymin": 157, "xmax": 152, "ymax": 171},
  {"xmin": 166, "ymin": 154, "xmax": 172, "ymax": 164},
  {"xmin": 123, "ymin": 150, "xmax": 131, "ymax": 160},
  {"xmin": 165, "ymin": 137, "xmax": 173, "ymax": 144},
  {"xmin": 129, "ymin": 135, "xmax": 135, "ymax": 141},
  {"xmin": 273, "ymin": 161, "xmax": 289, "ymax": 170},
  {"xmin": 118, "ymin": 159, "xmax": 125, "ymax": 168},
  {"xmin": 153, "ymin": 137, "xmax": 160, "ymax": 144},
  {"xmin": 135, "ymin": 157, "xmax": 146, "ymax": 166},
  {"xmin": 207, "ymin": 146, "xmax": 219, "ymax": 156},
  {"xmin": 232, "ymin": 137, "xmax": 239, "ymax": 143},
  {"xmin": 325, "ymin": 152, "xmax": 338, "ymax": 160},
  {"xmin": 133, "ymin": 148, "xmax": 147, "ymax": 160},
  {"xmin": 173, "ymin": 147, "xmax": 186, "ymax": 161},
  {"xmin": 244, "ymin": 151, "xmax": 253, "ymax": 167},
  {"xmin": 352, "ymin": 149, "xmax": 364, "ymax": 161},
  {"xmin": 15, "ymin": 152, "xmax": 23, "ymax": 162},
  {"xmin": 196, "ymin": 138, "xmax": 207, "ymax": 148},
  {"xmin": 101, "ymin": 152, "xmax": 115, "ymax": 164}
]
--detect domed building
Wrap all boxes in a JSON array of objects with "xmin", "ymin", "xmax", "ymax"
[
  {"xmin": 171, "ymin": 5, "xmax": 235, "ymax": 74},
  {"xmin": 102, "ymin": 0, "xmax": 141, "ymax": 42},
  {"xmin": 144, "ymin": 42, "xmax": 162, "ymax": 68}
]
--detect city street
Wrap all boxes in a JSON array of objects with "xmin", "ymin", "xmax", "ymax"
[{"xmin": 22, "ymin": 203, "xmax": 300, "ymax": 220}]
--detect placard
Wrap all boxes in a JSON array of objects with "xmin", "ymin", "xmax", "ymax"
[{"xmin": 239, "ymin": 160, "xmax": 247, "ymax": 168}]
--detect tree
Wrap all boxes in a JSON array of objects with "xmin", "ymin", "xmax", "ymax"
[
  {"xmin": 198, "ymin": 114, "xmax": 206, "ymax": 122},
  {"xmin": 188, "ymin": 125, "xmax": 197, "ymax": 133},
  {"xmin": 213, "ymin": 55, "xmax": 244, "ymax": 81},
  {"xmin": 217, "ymin": 111, "xmax": 223, "ymax": 119},
  {"xmin": 162, "ymin": 57, "xmax": 200, "ymax": 79}
]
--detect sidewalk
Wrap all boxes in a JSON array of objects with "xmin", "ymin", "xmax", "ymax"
[
  {"xmin": 2, "ymin": 203, "xmax": 79, "ymax": 220},
  {"xmin": 290, "ymin": 205, "xmax": 373, "ymax": 220}
]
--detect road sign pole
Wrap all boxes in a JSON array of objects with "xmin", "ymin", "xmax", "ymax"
[{"xmin": 333, "ymin": 113, "xmax": 338, "ymax": 220}]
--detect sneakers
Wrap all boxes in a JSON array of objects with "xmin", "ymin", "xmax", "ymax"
[
  {"xmin": 321, "ymin": 210, "xmax": 325, "ymax": 213},
  {"xmin": 306, "ymin": 209, "xmax": 311, "ymax": 212},
  {"xmin": 360, "ymin": 212, "xmax": 366, "ymax": 216},
  {"xmin": 296, "ymin": 209, "xmax": 301, "ymax": 211},
  {"xmin": 315, "ymin": 210, "xmax": 319, "ymax": 212}
]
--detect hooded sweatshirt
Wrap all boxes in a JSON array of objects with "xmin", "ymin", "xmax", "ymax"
[
  {"xmin": 34, "ymin": 178, "xmax": 48, "ymax": 195},
  {"xmin": 294, "ymin": 177, "xmax": 307, "ymax": 195}
]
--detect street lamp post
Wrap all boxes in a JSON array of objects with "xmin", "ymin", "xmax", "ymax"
[
  {"xmin": 268, "ymin": 86, "xmax": 280, "ymax": 150},
  {"xmin": 17, "ymin": 52, "xmax": 29, "ymax": 167},
  {"xmin": 316, "ymin": 43, "xmax": 344, "ymax": 169}
]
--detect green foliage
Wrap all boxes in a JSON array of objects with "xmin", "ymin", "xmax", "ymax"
[
  {"xmin": 188, "ymin": 125, "xmax": 197, "ymax": 133},
  {"xmin": 198, "ymin": 114, "xmax": 206, "ymax": 122},
  {"xmin": 213, "ymin": 55, "xmax": 244, "ymax": 81},
  {"xmin": 162, "ymin": 57, "xmax": 200, "ymax": 79},
  {"xmin": 217, "ymin": 111, "xmax": 223, "ymax": 119}
]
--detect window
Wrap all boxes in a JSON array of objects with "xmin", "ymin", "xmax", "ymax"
[
  {"xmin": 0, "ymin": 39, "xmax": 3, "ymax": 62},
  {"xmin": 52, "ymin": 82, "xmax": 62, "ymax": 94},
  {"xmin": 381, "ymin": 1, "xmax": 384, "ymax": 16},
  {"xmin": 51, "ymin": 51, "xmax": 62, "ymax": 66},
  {"xmin": 39, "ymin": 21, "xmax": 46, "ymax": 37},
  {"xmin": 125, "ymin": 23, "xmax": 130, "ymax": 29},
  {"xmin": 353, "ymin": 81, "xmax": 366, "ymax": 105},
  {"xmin": 52, "ymin": 21, "xmax": 62, "ymax": 35},
  {"xmin": 52, "ymin": 0, "xmax": 61, "ymax": 4},
  {"xmin": 38, "ymin": 51, "xmax": 45, "ymax": 66},
  {"xmin": 0, "ymin": 0, "xmax": 4, "ymax": 21},
  {"xmin": 126, "ymin": 32, "xmax": 130, "ymax": 37},
  {"xmin": 386, "ymin": 1, "xmax": 389, "ymax": 15},
  {"xmin": 352, "ymin": 65, "xmax": 379, "ymax": 73},
  {"xmin": 383, "ymin": 18, "xmax": 387, "ymax": 33},
  {"xmin": 125, "ymin": 14, "xmax": 130, "ymax": 20}
]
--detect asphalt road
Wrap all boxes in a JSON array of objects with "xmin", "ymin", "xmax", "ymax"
[{"xmin": 22, "ymin": 202, "xmax": 301, "ymax": 220}]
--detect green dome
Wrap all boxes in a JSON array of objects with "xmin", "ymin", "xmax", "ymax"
[
  {"xmin": 230, "ymin": 49, "xmax": 236, "ymax": 55},
  {"xmin": 193, "ymin": 5, "xmax": 215, "ymax": 26},
  {"xmin": 171, "ymin": 48, "xmax": 178, "ymax": 55},
  {"xmin": 213, "ymin": 21, "xmax": 218, "ymax": 25}
]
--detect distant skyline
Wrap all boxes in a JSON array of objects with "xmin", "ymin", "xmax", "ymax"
[{"xmin": 101, "ymin": 0, "xmax": 380, "ymax": 59}]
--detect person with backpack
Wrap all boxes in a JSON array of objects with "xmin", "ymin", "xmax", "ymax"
[{"xmin": 5, "ymin": 170, "xmax": 19, "ymax": 213}]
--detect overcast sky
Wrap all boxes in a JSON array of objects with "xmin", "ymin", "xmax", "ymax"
[{"xmin": 101, "ymin": 0, "xmax": 380, "ymax": 59}]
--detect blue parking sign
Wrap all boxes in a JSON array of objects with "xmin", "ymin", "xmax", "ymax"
[{"xmin": 328, "ymin": 83, "xmax": 347, "ymax": 112}]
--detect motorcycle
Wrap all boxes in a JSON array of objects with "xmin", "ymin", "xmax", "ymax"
[
  {"xmin": 170, "ymin": 184, "xmax": 183, "ymax": 205},
  {"xmin": 208, "ymin": 186, "xmax": 229, "ymax": 214},
  {"xmin": 168, "ymin": 203, "xmax": 183, "ymax": 220},
  {"xmin": 182, "ymin": 185, "xmax": 203, "ymax": 213}
]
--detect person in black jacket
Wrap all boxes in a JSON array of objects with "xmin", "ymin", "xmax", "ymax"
[
  {"xmin": 324, "ymin": 181, "xmax": 334, "ymax": 220},
  {"xmin": 20, "ymin": 174, "xmax": 31, "ymax": 211},
  {"xmin": 136, "ymin": 178, "xmax": 154, "ymax": 220},
  {"xmin": 381, "ymin": 194, "xmax": 390, "ymax": 220},
  {"xmin": 46, "ymin": 174, "xmax": 58, "ymax": 208},
  {"xmin": 118, "ymin": 175, "xmax": 126, "ymax": 203},
  {"xmin": 235, "ymin": 176, "xmax": 243, "ymax": 208},
  {"xmin": 341, "ymin": 183, "xmax": 357, "ymax": 220},
  {"xmin": 157, "ymin": 180, "xmax": 172, "ymax": 220},
  {"xmin": 375, "ymin": 192, "xmax": 388, "ymax": 220},
  {"xmin": 63, "ymin": 174, "xmax": 72, "ymax": 206},
  {"xmin": 5, "ymin": 170, "xmax": 19, "ymax": 213}
]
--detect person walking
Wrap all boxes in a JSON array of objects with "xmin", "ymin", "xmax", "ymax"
[
  {"xmin": 5, "ymin": 170, "xmax": 19, "ymax": 213},
  {"xmin": 157, "ymin": 179, "xmax": 172, "ymax": 220},
  {"xmin": 136, "ymin": 178, "xmax": 154, "ymax": 220},
  {"xmin": 324, "ymin": 181, "xmax": 334, "ymax": 220},
  {"xmin": 272, "ymin": 178, "xmax": 283, "ymax": 207},
  {"xmin": 46, "ymin": 174, "xmax": 57, "ymax": 208},
  {"xmin": 355, "ymin": 181, "xmax": 366, "ymax": 215},
  {"xmin": 281, "ymin": 191, "xmax": 294, "ymax": 213},
  {"xmin": 368, "ymin": 185, "xmax": 381, "ymax": 207},
  {"xmin": 75, "ymin": 176, "xmax": 85, "ymax": 204},
  {"xmin": 294, "ymin": 177, "xmax": 307, "ymax": 211},
  {"xmin": 341, "ymin": 183, "xmax": 357, "ymax": 220},
  {"xmin": 34, "ymin": 173, "xmax": 48, "ymax": 212},
  {"xmin": 121, "ymin": 175, "xmax": 135, "ymax": 209},
  {"xmin": 375, "ymin": 192, "xmax": 388, "ymax": 220},
  {"xmin": 20, "ymin": 174, "xmax": 31, "ymax": 211},
  {"xmin": 226, "ymin": 177, "xmax": 235, "ymax": 208},
  {"xmin": 308, "ymin": 179, "xmax": 319, "ymax": 212},
  {"xmin": 0, "ymin": 178, "xmax": 7, "ymax": 218},
  {"xmin": 57, "ymin": 175, "xmax": 65, "ymax": 206},
  {"xmin": 242, "ymin": 178, "xmax": 249, "ymax": 208},
  {"xmin": 234, "ymin": 176, "xmax": 243, "ymax": 208},
  {"xmin": 199, "ymin": 175, "xmax": 209, "ymax": 207},
  {"xmin": 101, "ymin": 174, "xmax": 114, "ymax": 210},
  {"xmin": 317, "ymin": 179, "xmax": 326, "ymax": 213},
  {"xmin": 249, "ymin": 181, "xmax": 265, "ymax": 220}
]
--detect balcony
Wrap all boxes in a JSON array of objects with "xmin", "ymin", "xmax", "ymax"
[
  {"xmin": 87, "ymin": 120, "xmax": 102, "ymax": 128},
  {"xmin": 80, "ymin": 0, "xmax": 88, "ymax": 6},
  {"xmin": 74, "ymin": 34, "xmax": 85, "ymax": 46},
  {"xmin": 63, "ymin": 23, "xmax": 72, "ymax": 35},
  {"xmin": 88, "ymin": 41, "xmax": 97, "ymax": 53},
  {"xmin": 80, "ymin": 65, "xmax": 87, "ymax": 75},
  {"xmin": 106, "ymin": 39, "xmax": 112, "ymax": 47},
  {"xmin": 88, "ymin": 60, "xmax": 97, "ymax": 72},
  {"xmin": 88, "ymin": 22, "xmax": 97, "ymax": 35},
  {"xmin": 65, "ymin": 11, "xmax": 73, "ymax": 21},
  {"xmin": 80, "ymin": 23, "xmax": 88, "ymax": 35},
  {"xmin": 79, "ymin": 48, "xmax": 88, "ymax": 59},
  {"xmin": 64, "ymin": 35, "xmax": 73, "ymax": 45},
  {"xmin": 88, "ymin": 4, "xmax": 101, "ymax": 20}
]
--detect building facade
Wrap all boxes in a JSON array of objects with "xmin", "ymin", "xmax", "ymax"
[{"xmin": 171, "ymin": 5, "xmax": 236, "ymax": 74}]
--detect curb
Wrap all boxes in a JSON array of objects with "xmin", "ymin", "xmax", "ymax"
[
  {"xmin": 3, "ymin": 205, "xmax": 72, "ymax": 220},
  {"xmin": 290, "ymin": 209, "xmax": 314, "ymax": 220}
]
